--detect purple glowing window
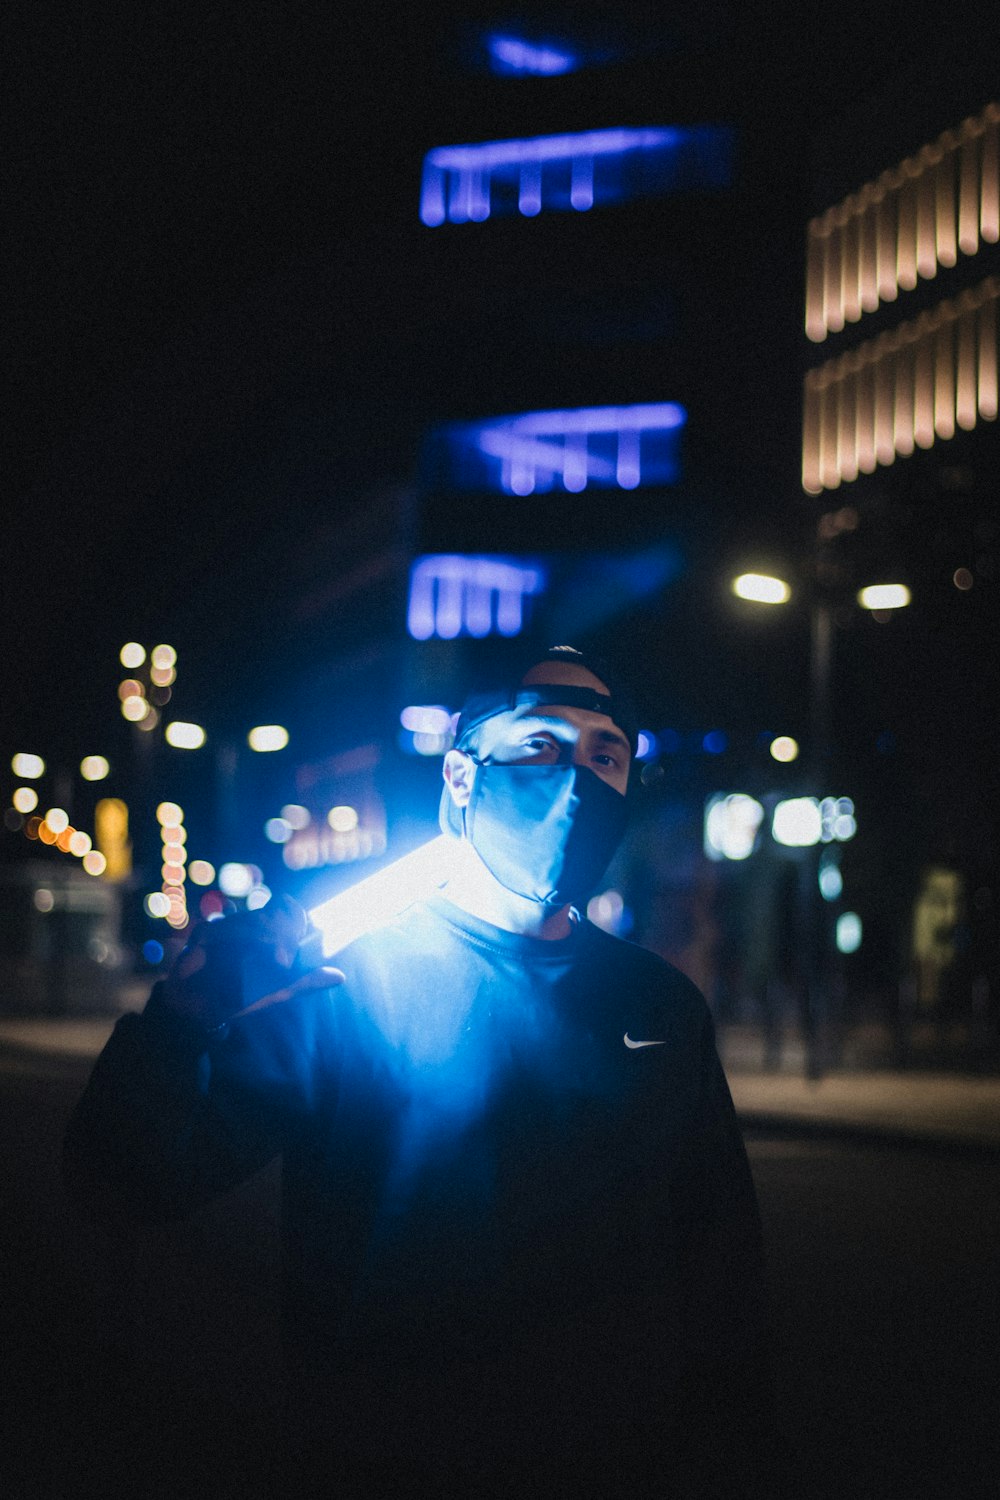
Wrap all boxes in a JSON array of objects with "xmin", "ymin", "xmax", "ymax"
[
  {"xmin": 407, "ymin": 556, "xmax": 546, "ymax": 641},
  {"xmin": 436, "ymin": 403, "xmax": 686, "ymax": 495},
  {"xmin": 419, "ymin": 126, "xmax": 733, "ymax": 226}
]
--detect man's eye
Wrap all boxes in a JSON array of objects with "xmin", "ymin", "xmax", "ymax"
[{"xmin": 594, "ymin": 752, "xmax": 620, "ymax": 768}]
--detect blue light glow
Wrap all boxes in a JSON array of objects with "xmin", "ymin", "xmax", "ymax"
[
  {"xmin": 702, "ymin": 730, "xmax": 728, "ymax": 754},
  {"xmin": 420, "ymin": 126, "xmax": 734, "ymax": 225},
  {"xmin": 142, "ymin": 939, "xmax": 164, "ymax": 965},
  {"xmin": 407, "ymin": 555, "xmax": 546, "ymax": 640},
  {"xmin": 308, "ymin": 836, "xmax": 457, "ymax": 956},
  {"xmin": 439, "ymin": 403, "xmax": 685, "ymax": 495},
  {"xmin": 486, "ymin": 33, "xmax": 578, "ymax": 76}
]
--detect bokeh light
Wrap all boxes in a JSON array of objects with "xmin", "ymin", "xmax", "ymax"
[
  {"xmin": 953, "ymin": 567, "xmax": 974, "ymax": 590},
  {"xmin": 281, "ymin": 804, "xmax": 310, "ymax": 829},
  {"xmin": 118, "ymin": 678, "xmax": 145, "ymax": 701},
  {"xmin": 122, "ymin": 695, "xmax": 149, "ymax": 722},
  {"xmin": 25, "ymin": 816, "xmax": 42, "ymax": 840},
  {"xmin": 151, "ymin": 644, "xmax": 177, "ymax": 670},
  {"xmin": 3, "ymin": 808, "xmax": 23, "ymax": 831},
  {"xmin": 143, "ymin": 939, "xmax": 165, "ymax": 965},
  {"xmin": 11, "ymin": 753, "xmax": 45, "ymax": 779},
  {"xmin": 44, "ymin": 808, "xmax": 69, "ymax": 835},
  {"xmin": 150, "ymin": 665, "xmax": 176, "ymax": 687},
  {"xmin": 120, "ymin": 642, "xmax": 146, "ymax": 669},
  {"xmin": 56, "ymin": 827, "xmax": 76, "ymax": 852},
  {"xmin": 187, "ymin": 859, "xmax": 215, "ymax": 886},
  {"xmin": 80, "ymin": 755, "xmax": 110, "ymax": 781},
  {"xmin": 246, "ymin": 886, "xmax": 272, "ymax": 911},
  {"xmin": 704, "ymin": 793, "xmax": 765, "ymax": 861},
  {"xmin": 145, "ymin": 892, "xmax": 171, "ymax": 918},
  {"xmin": 732, "ymin": 573, "xmax": 791, "ymax": 605},
  {"xmin": 265, "ymin": 817, "xmax": 293, "ymax": 843},
  {"xmin": 772, "ymin": 797, "xmax": 822, "ymax": 847},
  {"xmin": 328, "ymin": 805, "xmax": 359, "ymax": 832},
  {"xmin": 219, "ymin": 863, "xmax": 253, "ymax": 898},
  {"xmin": 34, "ymin": 889, "xmax": 55, "ymax": 913},
  {"xmin": 836, "ymin": 912, "xmax": 863, "ymax": 954},
  {"xmin": 156, "ymin": 802, "xmax": 184, "ymax": 825},
  {"xmin": 37, "ymin": 821, "xmax": 58, "ymax": 845},
  {"xmin": 12, "ymin": 787, "xmax": 38, "ymax": 813},
  {"xmin": 165, "ymin": 721, "xmax": 206, "ymax": 749},
  {"xmin": 69, "ymin": 830, "xmax": 92, "ymax": 856},
  {"xmin": 857, "ymin": 583, "xmax": 911, "ymax": 610},
  {"xmin": 248, "ymin": 725, "xmax": 289, "ymax": 753},
  {"xmin": 82, "ymin": 850, "xmax": 107, "ymax": 876},
  {"xmin": 769, "ymin": 735, "xmax": 799, "ymax": 763}
]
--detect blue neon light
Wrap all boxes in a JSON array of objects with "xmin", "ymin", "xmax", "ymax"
[
  {"xmin": 420, "ymin": 126, "xmax": 733, "ymax": 225},
  {"xmin": 438, "ymin": 403, "xmax": 685, "ymax": 495},
  {"xmin": 407, "ymin": 555, "xmax": 546, "ymax": 641},
  {"xmin": 486, "ymin": 34, "xmax": 578, "ymax": 76}
]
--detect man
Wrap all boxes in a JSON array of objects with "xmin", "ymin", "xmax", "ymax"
[{"xmin": 64, "ymin": 646, "xmax": 779, "ymax": 1496}]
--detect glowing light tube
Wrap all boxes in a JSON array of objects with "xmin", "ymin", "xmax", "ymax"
[{"xmin": 307, "ymin": 836, "xmax": 456, "ymax": 956}]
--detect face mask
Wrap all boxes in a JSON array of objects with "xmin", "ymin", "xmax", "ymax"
[{"xmin": 464, "ymin": 762, "xmax": 628, "ymax": 906}]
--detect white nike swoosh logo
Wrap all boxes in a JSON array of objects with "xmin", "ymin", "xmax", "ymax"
[{"xmin": 624, "ymin": 1033, "xmax": 666, "ymax": 1049}]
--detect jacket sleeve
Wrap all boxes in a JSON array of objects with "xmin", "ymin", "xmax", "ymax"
[
  {"xmin": 671, "ymin": 1005, "xmax": 793, "ymax": 1495},
  {"xmin": 62, "ymin": 982, "xmax": 326, "ymax": 1225}
]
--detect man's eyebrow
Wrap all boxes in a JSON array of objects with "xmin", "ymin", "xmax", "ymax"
[{"xmin": 594, "ymin": 727, "xmax": 631, "ymax": 752}]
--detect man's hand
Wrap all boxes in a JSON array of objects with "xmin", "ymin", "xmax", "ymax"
[{"xmin": 162, "ymin": 895, "xmax": 344, "ymax": 1031}]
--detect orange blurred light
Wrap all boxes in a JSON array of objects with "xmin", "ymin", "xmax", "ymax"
[
  {"xmin": 38, "ymin": 822, "xmax": 58, "ymax": 845},
  {"xmin": 118, "ymin": 679, "xmax": 145, "ymax": 701},
  {"xmin": 25, "ymin": 815, "xmax": 42, "ymax": 840},
  {"xmin": 56, "ymin": 827, "xmax": 76, "ymax": 852}
]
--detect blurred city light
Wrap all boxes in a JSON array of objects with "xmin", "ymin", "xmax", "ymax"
[
  {"xmin": 82, "ymin": 850, "xmax": 107, "ymax": 876},
  {"xmin": 732, "ymin": 573, "xmax": 791, "ymax": 604},
  {"xmin": 327, "ymin": 805, "xmax": 359, "ymax": 833},
  {"xmin": 408, "ymin": 555, "xmax": 546, "ymax": 640},
  {"xmin": 145, "ymin": 892, "xmax": 171, "ymax": 918},
  {"xmin": 151, "ymin": 644, "xmax": 177, "ymax": 669},
  {"xmin": 265, "ymin": 817, "xmax": 293, "ymax": 843},
  {"xmin": 118, "ymin": 679, "xmax": 144, "ymax": 700},
  {"xmin": 953, "ymin": 567, "xmax": 974, "ymax": 590},
  {"xmin": 819, "ymin": 859, "xmax": 843, "ymax": 901},
  {"xmin": 69, "ymin": 830, "xmax": 92, "ymax": 856},
  {"xmin": 400, "ymin": 705, "xmax": 453, "ymax": 735},
  {"xmin": 772, "ymin": 797, "xmax": 822, "ymax": 847},
  {"xmin": 150, "ymin": 664, "xmax": 176, "ymax": 687},
  {"xmin": 188, "ymin": 859, "xmax": 215, "ymax": 886},
  {"xmin": 440, "ymin": 405, "xmax": 686, "ymax": 495},
  {"xmin": 857, "ymin": 583, "xmax": 911, "ymax": 610},
  {"xmin": 121, "ymin": 695, "xmax": 149, "ymax": 722},
  {"xmin": 704, "ymin": 793, "xmax": 765, "ymax": 861},
  {"xmin": 836, "ymin": 912, "xmax": 863, "ymax": 953},
  {"xmin": 586, "ymin": 889, "xmax": 631, "ymax": 936},
  {"xmin": 37, "ymin": 821, "xmax": 58, "ymax": 845},
  {"xmin": 11, "ymin": 753, "xmax": 45, "ymax": 779},
  {"xmin": 143, "ymin": 939, "xmax": 164, "ymax": 965},
  {"xmin": 120, "ymin": 642, "xmax": 146, "ymax": 669},
  {"xmin": 34, "ymin": 889, "xmax": 55, "ymax": 913},
  {"xmin": 80, "ymin": 755, "xmax": 110, "ymax": 781},
  {"xmin": 156, "ymin": 802, "xmax": 184, "ymax": 825},
  {"xmin": 44, "ymin": 808, "xmax": 69, "ymax": 835},
  {"xmin": 821, "ymin": 796, "xmax": 857, "ymax": 842},
  {"xmin": 247, "ymin": 724, "xmax": 289, "ymax": 752},
  {"xmin": 769, "ymin": 735, "xmax": 799, "ymax": 763},
  {"xmin": 281, "ymin": 804, "xmax": 310, "ymax": 830},
  {"xmin": 219, "ymin": 862, "xmax": 254, "ymax": 898},
  {"xmin": 12, "ymin": 787, "xmax": 38, "ymax": 813},
  {"xmin": 308, "ymin": 836, "xmax": 457, "ymax": 956},
  {"xmin": 702, "ymin": 730, "xmax": 728, "ymax": 754},
  {"xmin": 246, "ymin": 886, "xmax": 272, "ymax": 911},
  {"xmin": 420, "ymin": 126, "xmax": 733, "ymax": 226},
  {"xmin": 485, "ymin": 33, "xmax": 578, "ymax": 75},
  {"xmin": 635, "ymin": 732, "xmax": 657, "ymax": 760},
  {"xmin": 165, "ymin": 721, "xmax": 206, "ymax": 749}
]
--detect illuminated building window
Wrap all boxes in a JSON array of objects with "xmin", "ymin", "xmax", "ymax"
[
  {"xmin": 419, "ymin": 126, "xmax": 733, "ymax": 226},
  {"xmin": 407, "ymin": 555, "xmax": 546, "ymax": 640},
  {"xmin": 802, "ymin": 276, "xmax": 998, "ymax": 492},
  {"xmin": 805, "ymin": 102, "xmax": 999, "ymax": 343},
  {"xmin": 435, "ymin": 403, "xmax": 685, "ymax": 495}
]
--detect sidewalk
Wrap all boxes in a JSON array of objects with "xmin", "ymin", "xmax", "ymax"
[{"xmin": 3, "ymin": 1013, "xmax": 1000, "ymax": 1153}]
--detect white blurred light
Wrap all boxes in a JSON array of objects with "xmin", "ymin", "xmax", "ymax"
[
  {"xmin": 44, "ymin": 808, "xmax": 69, "ymax": 835},
  {"xmin": 34, "ymin": 888, "xmax": 55, "ymax": 913},
  {"xmin": 150, "ymin": 664, "xmax": 176, "ymax": 687},
  {"xmin": 156, "ymin": 802, "xmax": 184, "ymax": 825},
  {"xmin": 265, "ymin": 817, "xmax": 293, "ymax": 843},
  {"xmin": 818, "ymin": 862, "xmax": 843, "ymax": 901},
  {"xmin": 834, "ymin": 814, "xmax": 857, "ymax": 840},
  {"xmin": 399, "ymin": 705, "xmax": 452, "ymax": 735},
  {"xmin": 151, "ymin": 644, "xmax": 177, "ymax": 669},
  {"xmin": 857, "ymin": 584, "xmax": 911, "ymax": 610},
  {"xmin": 732, "ymin": 573, "xmax": 791, "ymax": 605},
  {"xmin": 187, "ymin": 859, "xmax": 215, "ymax": 886},
  {"xmin": 122, "ymin": 695, "xmax": 149, "ymax": 722},
  {"xmin": 769, "ymin": 736, "xmax": 799, "ymax": 763},
  {"xmin": 772, "ymin": 797, "xmax": 822, "ymax": 847},
  {"xmin": 836, "ymin": 911, "xmax": 863, "ymax": 953},
  {"xmin": 165, "ymin": 721, "xmax": 206, "ymax": 750},
  {"xmin": 413, "ymin": 731, "xmax": 450, "ymax": 756},
  {"xmin": 246, "ymin": 886, "xmax": 272, "ymax": 911},
  {"xmin": 69, "ymin": 830, "xmax": 92, "ymax": 857},
  {"xmin": 308, "ymin": 835, "xmax": 457, "ymax": 956},
  {"xmin": 12, "ymin": 753, "xmax": 45, "ymax": 779},
  {"xmin": 82, "ymin": 850, "xmax": 107, "ymax": 876},
  {"xmin": 635, "ymin": 731, "xmax": 657, "ymax": 760},
  {"xmin": 327, "ymin": 805, "xmax": 359, "ymax": 833},
  {"xmin": 120, "ymin": 642, "xmax": 146, "ymax": 669},
  {"xmin": 281, "ymin": 804, "xmax": 310, "ymax": 829},
  {"xmin": 586, "ymin": 889, "xmax": 626, "ymax": 934},
  {"xmin": 248, "ymin": 725, "xmax": 289, "ymax": 753},
  {"xmin": 704, "ymin": 793, "xmax": 765, "ymax": 861},
  {"xmin": 80, "ymin": 755, "xmax": 110, "ymax": 781},
  {"xmin": 218, "ymin": 862, "xmax": 254, "ymax": 898},
  {"xmin": 145, "ymin": 892, "xmax": 171, "ymax": 918},
  {"xmin": 12, "ymin": 787, "xmax": 38, "ymax": 813}
]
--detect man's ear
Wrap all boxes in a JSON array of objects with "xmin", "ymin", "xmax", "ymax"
[{"xmin": 442, "ymin": 749, "xmax": 476, "ymax": 810}]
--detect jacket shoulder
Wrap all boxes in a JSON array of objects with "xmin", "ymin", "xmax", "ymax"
[{"xmin": 582, "ymin": 923, "xmax": 711, "ymax": 1041}]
